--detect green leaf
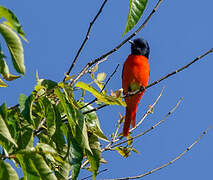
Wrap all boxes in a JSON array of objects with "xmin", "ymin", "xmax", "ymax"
[
  {"xmin": 86, "ymin": 134, "xmax": 101, "ymax": 180},
  {"xmin": 54, "ymin": 88, "xmax": 76, "ymax": 133},
  {"xmin": 0, "ymin": 59, "xmax": 9, "ymax": 78},
  {"xmin": 52, "ymin": 105, "xmax": 67, "ymax": 153},
  {"xmin": 36, "ymin": 143, "xmax": 64, "ymax": 163},
  {"xmin": 17, "ymin": 152, "xmax": 58, "ymax": 180},
  {"xmin": 114, "ymin": 146, "xmax": 139, "ymax": 158},
  {"xmin": 76, "ymin": 81, "xmax": 126, "ymax": 106},
  {"xmin": 55, "ymin": 88, "xmax": 91, "ymax": 153},
  {"xmin": 19, "ymin": 94, "xmax": 35, "ymax": 126},
  {"xmin": 0, "ymin": 114, "xmax": 17, "ymax": 148},
  {"xmin": 17, "ymin": 126, "xmax": 33, "ymax": 150},
  {"xmin": 43, "ymin": 97, "xmax": 56, "ymax": 137},
  {"xmin": 39, "ymin": 79, "xmax": 58, "ymax": 91},
  {"xmin": 55, "ymin": 161, "xmax": 70, "ymax": 180},
  {"xmin": 0, "ymin": 23, "xmax": 25, "ymax": 75},
  {"xmin": 0, "ymin": 59, "xmax": 20, "ymax": 81},
  {"xmin": 81, "ymin": 103, "xmax": 108, "ymax": 142},
  {"xmin": 114, "ymin": 146, "xmax": 131, "ymax": 158},
  {"xmin": 122, "ymin": 0, "xmax": 148, "ymax": 36},
  {"xmin": 0, "ymin": 102, "xmax": 8, "ymax": 120},
  {"xmin": 67, "ymin": 128, "xmax": 83, "ymax": 180},
  {"xmin": 0, "ymin": 6, "xmax": 27, "ymax": 41},
  {"xmin": 0, "ymin": 78, "xmax": 7, "ymax": 87},
  {"xmin": 0, "ymin": 160, "xmax": 19, "ymax": 180}
]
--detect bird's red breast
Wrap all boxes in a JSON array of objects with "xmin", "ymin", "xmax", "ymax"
[{"xmin": 122, "ymin": 54, "xmax": 150, "ymax": 136}]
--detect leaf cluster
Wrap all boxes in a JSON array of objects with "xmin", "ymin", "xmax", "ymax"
[{"xmin": 0, "ymin": 5, "xmax": 27, "ymax": 87}]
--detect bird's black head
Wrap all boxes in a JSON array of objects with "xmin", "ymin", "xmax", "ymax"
[{"xmin": 130, "ymin": 38, "xmax": 150, "ymax": 58}]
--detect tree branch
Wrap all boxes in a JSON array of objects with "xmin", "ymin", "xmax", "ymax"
[
  {"xmin": 130, "ymin": 86, "xmax": 165, "ymax": 133},
  {"xmin": 101, "ymin": 87, "xmax": 166, "ymax": 151},
  {"xmin": 103, "ymin": 126, "xmax": 211, "ymax": 180},
  {"xmin": 70, "ymin": 0, "xmax": 163, "ymax": 86},
  {"xmin": 109, "ymin": 97, "xmax": 183, "ymax": 149},
  {"xmin": 83, "ymin": 48, "xmax": 213, "ymax": 114},
  {"xmin": 63, "ymin": 0, "xmax": 108, "ymax": 81},
  {"xmin": 79, "ymin": 169, "xmax": 108, "ymax": 180},
  {"xmin": 125, "ymin": 48, "xmax": 213, "ymax": 98}
]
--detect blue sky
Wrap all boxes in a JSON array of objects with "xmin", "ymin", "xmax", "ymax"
[{"xmin": 1, "ymin": 0, "xmax": 213, "ymax": 179}]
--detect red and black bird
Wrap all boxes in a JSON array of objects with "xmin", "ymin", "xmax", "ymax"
[{"xmin": 122, "ymin": 38, "xmax": 150, "ymax": 136}]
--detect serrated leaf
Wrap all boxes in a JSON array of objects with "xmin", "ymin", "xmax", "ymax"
[
  {"xmin": 76, "ymin": 81, "xmax": 126, "ymax": 106},
  {"xmin": 0, "ymin": 160, "xmax": 19, "ymax": 180},
  {"xmin": 0, "ymin": 24, "xmax": 25, "ymax": 75},
  {"xmin": 122, "ymin": 0, "xmax": 148, "ymax": 36},
  {"xmin": 81, "ymin": 103, "xmax": 108, "ymax": 142},
  {"xmin": 0, "ymin": 6, "xmax": 27, "ymax": 41},
  {"xmin": 86, "ymin": 134, "xmax": 101, "ymax": 180},
  {"xmin": 0, "ymin": 115, "xmax": 17, "ymax": 148}
]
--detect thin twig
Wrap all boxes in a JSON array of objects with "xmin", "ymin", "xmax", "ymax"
[
  {"xmin": 80, "ymin": 64, "xmax": 120, "ymax": 110},
  {"xmin": 33, "ymin": 118, "xmax": 46, "ymax": 135},
  {"xmin": 106, "ymin": 86, "xmax": 165, "ymax": 147},
  {"xmin": 70, "ymin": 0, "xmax": 163, "ymax": 86},
  {"xmin": 125, "ymin": 48, "xmax": 213, "ymax": 98},
  {"xmin": 64, "ymin": 0, "xmax": 108, "ymax": 82},
  {"xmin": 83, "ymin": 104, "xmax": 107, "ymax": 115},
  {"xmin": 109, "ymin": 97, "xmax": 183, "ymax": 149},
  {"xmin": 103, "ymin": 126, "xmax": 212, "ymax": 180},
  {"xmin": 83, "ymin": 48, "xmax": 213, "ymax": 114},
  {"xmin": 130, "ymin": 86, "xmax": 165, "ymax": 133},
  {"xmin": 79, "ymin": 169, "xmax": 108, "ymax": 180}
]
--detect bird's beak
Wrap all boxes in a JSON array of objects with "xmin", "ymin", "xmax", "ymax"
[{"xmin": 128, "ymin": 40, "xmax": 134, "ymax": 45}]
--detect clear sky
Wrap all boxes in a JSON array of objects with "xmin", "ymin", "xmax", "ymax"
[{"xmin": 1, "ymin": 0, "xmax": 213, "ymax": 179}]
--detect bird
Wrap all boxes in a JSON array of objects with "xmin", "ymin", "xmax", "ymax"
[{"xmin": 122, "ymin": 38, "xmax": 150, "ymax": 136}]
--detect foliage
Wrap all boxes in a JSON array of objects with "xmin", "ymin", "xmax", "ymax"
[
  {"xmin": 0, "ymin": 1, "xmax": 150, "ymax": 179},
  {"xmin": 0, "ymin": 6, "xmax": 27, "ymax": 87},
  {"xmin": 123, "ymin": 0, "xmax": 148, "ymax": 36}
]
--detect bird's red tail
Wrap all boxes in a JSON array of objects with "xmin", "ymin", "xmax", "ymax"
[
  {"xmin": 123, "ymin": 93, "xmax": 144, "ymax": 136},
  {"xmin": 123, "ymin": 106, "xmax": 137, "ymax": 136}
]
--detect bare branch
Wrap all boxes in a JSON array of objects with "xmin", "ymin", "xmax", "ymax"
[
  {"xmin": 64, "ymin": 0, "xmax": 108, "ymax": 81},
  {"xmin": 109, "ymin": 97, "xmax": 183, "ymax": 149},
  {"xmin": 83, "ymin": 48, "xmax": 213, "ymax": 114},
  {"xmin": 82, "ymin": 104, "xmax": 107, "ymax": 115},
  {"xmin": 79, "ymin": 169, "xmax": 108, "ymax": 180},
  {"xmin": 70, "ymin": 0, "xmax": 163, "ymax": 86},
  {"xmin": 130, "ymin": 86, "xmax": 165, "ymax": 133},
  {"xmin": 125, "ymin": 48, "xmax": 213, "ymax": 98},
  {"xmin": 101, "ymin": 87, "xmax": 165, "ymax": 152},
  {"xmin": 103, "ymin": 126, "xmax": 211, "ymax": 180}
]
